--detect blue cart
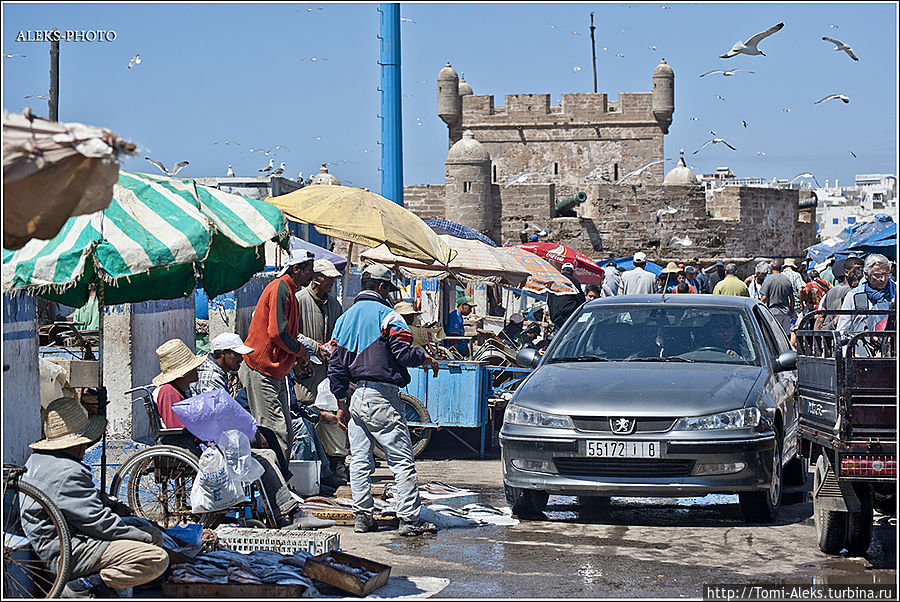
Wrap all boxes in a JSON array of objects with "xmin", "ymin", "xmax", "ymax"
[{"xmin": 401, "ymin": 360, "xmax": 532, "ymax": 458}]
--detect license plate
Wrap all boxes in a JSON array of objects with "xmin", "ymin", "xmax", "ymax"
[{"xmin": 584, "ymin": 440, "xmax": 661, "ymax": 458}]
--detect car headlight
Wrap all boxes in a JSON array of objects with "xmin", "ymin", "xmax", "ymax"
[
  {"xmin": 671, "ymin": 407, "xmax": 760, "ymax": 431},
  {"xmin": 504, "ymin": 404, "xmax": 574, "ymax": 429}
]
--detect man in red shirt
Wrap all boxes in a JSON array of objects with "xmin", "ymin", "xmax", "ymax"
[{"xmin": 238, "ymin": 250, "xmax": 315, "ymax": 476}]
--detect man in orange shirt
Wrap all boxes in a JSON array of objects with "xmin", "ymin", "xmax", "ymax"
[{"xmin": 238, "ymin": 250, "xmax": 315, "ymax": 476}]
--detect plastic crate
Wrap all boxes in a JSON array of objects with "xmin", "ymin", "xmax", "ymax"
[{"xmin": 214, "ymin": 527, "xmax": 339, "ymax": 555}]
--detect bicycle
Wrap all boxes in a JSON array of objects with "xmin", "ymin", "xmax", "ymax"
[
  {"xmin": 2, "ymin": 465, "xmax": 72, "ymax": 598},
  {"xmin": 108, "ymin": 386, "xmax": 276, "ymax": 529}
]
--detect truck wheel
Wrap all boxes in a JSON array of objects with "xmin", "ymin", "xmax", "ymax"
[
  {"xmin": 814, "ymin": 455, "xmax": 848, "ymax": 555},
  {"xmin": 739, "ymin": 429, "xmax": 783, "ymax": 523},
  {"xmin": 845, "ymin": 485, "xmax": 873, "ymax": 557},
  {"xmin": 505, "ymin": 484, "xmax": 548, "ymax": 518}
]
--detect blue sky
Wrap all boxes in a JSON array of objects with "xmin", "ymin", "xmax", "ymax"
[{"xmin": 2, "ymin": 2, "xmax": 897, "ymax": 193}]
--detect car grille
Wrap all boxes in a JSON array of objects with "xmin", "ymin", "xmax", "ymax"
[
  {"xmin": 554, "ymin": 458, "xmax": 695, "ymax": 477},
  {"xmin": 571, "ymin": 417, "xmax": 676, "ymax": 433}
]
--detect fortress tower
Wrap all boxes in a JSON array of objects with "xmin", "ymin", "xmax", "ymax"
[{"xmin": 444, "ymin": 131, "xmax": 493, "ymax": 237}]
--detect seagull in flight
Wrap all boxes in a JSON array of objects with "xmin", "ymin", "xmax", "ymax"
[
  {"xmin": 617, "ymin": 159, "xmax": 665, "ymax": 184},
  {"xmin": 741, "ymin": 120, "xmax": 748, "ymax": 128},
  {"xmin": 214, "ymin": 140, "xmax": 240, "ymax": 146},
  {"xmin": 757, "ymin": 151, "xmax": 766, "ymax": 157},
  {"xmin": 302, "ymin": 7, "xmax": 323, "ymax": 13},
  {"xmin": 648, "ymin": 45, "xmax": 657, "ymax": 51},
  {"xmin": 572, "ymin": 65, "xmax": 582, "ymax": 73},
  {"xmin": 693, "ymin": 138, "xmax": 737, "ymax": 154},
  {"xmin": 259, "ymin": 158, "xmax": 274, "ymax": 173},
  {"xmin": 656, "ymin": 206, "xmax": 678, "ymax": 222},
  {"xmin": 145, "ymin": 157, "xmax": 189, "ymax": 177},
  {"xmin": 504, "ymin": 171, "xmax": 540, "ymax": 188},
  {"xmin": 791, "ymin": 172, "xmax": 820, "ymax": 187},
  {"xmin": 699, "ymin": 68, "xmax": 754, "ymax": 77},
  {"xmin": 128, "ymin": 54, "xmax": 141, "ymax": 69},
  {"xmin": 815, "ymin": 93, "xmax": 850, "ymax": 104},
  {"xmin": 822, "ymin": 37, "xmax": 859, "ymax": 61},
  {"xmin": 849, "ymin": 151, "xmax": 857, "ymax": 158},
  {"xmin": 616, "ymin": 53, "xmax": 625, "ymax": 58},
  {"xmin": 720, "ymin": 22, "xmax": 784, "ymax": 58},
  {"xmin": 709, "ymin": 130, "xmax": 717, "ymax": 136},
  {"xmin": 24, "ymin": 93, "xmax": 48, "ymax": 100},
  {"xmin": 300, "ymin": 56, "xmax": 327, "ymax": 62},
  {"xmin": 716, "ymin": 95, "xmax": 726, "ymax": 101},
  {"xmin": 226, "ymin": 165, "xmax": 235, "ymax": 177},
  {"xmin": 272, "ymin": 162, "xmax": 286, "ymax": 177},
  {"xmin": 400, "ymin": 17, "xmax": 415, "ymax": 23},
  {"xmin": 3, "ymin": 53, "xmax": 26, "ymax": 58},
  {"xmin": 782, "ymin": 108, "xmax": 791, "ymax": 112},
  {"xmin": 689, "ymin": 116, "xmax": 699, "ymax": 121},
  {"xmin": 829, "ymin": 24, "xmax": 839, "ymax": 29},
  {"xmin": 266, "ymin": 144, "xmax": 291, "ymax": 154},
  {"xmin": 568, "ymin": 30, "xmax": 581, "ymax": 36},
  {"xmin": 669, "ymin": 235, "xmax": 693, "ymax": 247}
]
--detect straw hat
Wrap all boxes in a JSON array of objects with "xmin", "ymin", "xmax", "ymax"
[
  {"xmin": 152, "ymin": 339, "xmax": 207, "ymax": 387},
  {"xmin": 783, "ymin": 258, "xmax": 798, "ymax": 268},
  {"xmin": 30, "ymin": 397, "xmax": 106, "ymax": 450},
  {"xmin": 394, "ymin": 301, "xmax": 422, "ymax": 316},
  {"xmin": 661, "ymin": 261, "xmax": 681, "ymax": 274}
]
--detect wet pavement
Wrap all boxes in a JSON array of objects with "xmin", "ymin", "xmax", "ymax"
[{"xmin": 333, "ymin": 453, "xmax": 896, "ymax": 598}]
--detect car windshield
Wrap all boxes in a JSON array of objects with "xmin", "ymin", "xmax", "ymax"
[{"xmin": 547, "ymin": 305, "xmax": 761, "ymax": 366}]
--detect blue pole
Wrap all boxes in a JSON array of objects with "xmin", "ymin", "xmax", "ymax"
[{"xmin": 379, "ymin": 3, "xmax": 403, "ymax": 206}]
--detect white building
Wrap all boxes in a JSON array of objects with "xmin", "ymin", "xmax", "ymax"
[{"xmin": 814, "ymin": 174, "xmax": 897, "ymax": 239}]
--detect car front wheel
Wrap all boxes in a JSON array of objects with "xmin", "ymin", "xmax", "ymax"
[
  {"xmin": 505, "ymin": 484, "xmax": 548, "ymax": 518},
  {"xmin": 739, "ymin": 429, "xmax": 783, "ymax": 523}
]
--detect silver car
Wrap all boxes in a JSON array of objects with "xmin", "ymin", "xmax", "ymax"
[{"xmin": 500, "ymin": 295, "xmax": 802, "ymax": 522}]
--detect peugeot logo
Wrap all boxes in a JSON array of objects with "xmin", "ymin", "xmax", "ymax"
[{"xmin": 610, "ymin": 418, "xmax": 635, "ymax": 435}]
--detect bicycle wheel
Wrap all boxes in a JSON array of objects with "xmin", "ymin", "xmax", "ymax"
[
  {"xmin": 3, "ymin": 477, "xmax": 72, "ymax": 598},
  {"xmin": 374, "ymin": 393, "xmax": 432, "ymax": 460},
  {"xmin": 110, "ymin": 446, "xmax": 207, "ymax": 529}
]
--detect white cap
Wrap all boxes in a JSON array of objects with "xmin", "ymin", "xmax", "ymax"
[
  {"xmin": 633, "ymin": 251, "xmax": 647, "ymax": 263},
  {"xmin": 276, "ymin": 249, "xmax": 314, "ymax": 277},
  {"xmin": 561, "ymin": 262, "xmax": 575, "ymax": 273},
  {"xmin": 509, "ymin": 312, "xmax": 524, "ymax": 324},
  {"xmin": 361, "ymin": 264, "xmax": 400, "ymax": 291},
  {"xmin": 210, "ymin": 332, "xmax": 254, "ymax": 354},
  {"xmin": 313, "ymin": 259, "xmax": 341, "ymax": 278}
]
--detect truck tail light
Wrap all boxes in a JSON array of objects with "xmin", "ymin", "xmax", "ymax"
[{"xmin": 841, "ymin": 456, "xmax": 896, "ymax": 476}]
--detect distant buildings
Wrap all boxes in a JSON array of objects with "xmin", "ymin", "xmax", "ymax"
[{"xmin": 814, "ymin": 174, "xmax": 897, "ymax": 239}]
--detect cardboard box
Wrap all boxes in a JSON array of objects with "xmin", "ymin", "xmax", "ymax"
[
  {"xmin": 303, "ymin": 551, "xmax": 391, "ymax": 597},
  {"xmin": 43, "ymin": 358, "xmax": 99, "ymax": 388}
]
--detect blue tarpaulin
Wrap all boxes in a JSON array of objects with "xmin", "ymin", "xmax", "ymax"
[
  {"xmin": 425, "ymin": 219, "xmax": 498, "ymax": 247},
  {"xmin": 806, "ymin": 214, "xmax": 895, "ymax": 263},
  {"xmin": 607, "ymin": 256, "xmax": 664, "ymax": 275}
]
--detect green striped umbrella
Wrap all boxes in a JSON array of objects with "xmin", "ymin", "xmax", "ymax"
[{"xmin": 2, "ymin": 170, "xmax": 288, "ymax": 307}]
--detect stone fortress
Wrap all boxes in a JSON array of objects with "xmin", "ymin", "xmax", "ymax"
[{"xmin": 402, "ymin": 60, "xmax": 816, "ymax": 264}]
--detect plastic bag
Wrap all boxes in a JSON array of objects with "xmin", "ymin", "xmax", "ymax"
[
  {"xmin": 314, "ymin": 378, "xmax": 339, "ymax": 412},
  {"xmin": 190, "ymin": 445, "xmax": 244, "ymax": 513},
  {"xmin": 172, "ymin": 388, "xmax": 257, "ymax": 442},
  {"xmin": 216, "ymin": 430, "xmax": 264, "ymax": 484}
]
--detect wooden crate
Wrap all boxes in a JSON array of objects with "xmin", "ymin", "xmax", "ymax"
[
  {"xmin": 162, "ymin": 582, "xmax": 307, "ymax": 598},
  {"xmin": 302, "ymin": 551, "xmax": 391, "ymax": 597}
]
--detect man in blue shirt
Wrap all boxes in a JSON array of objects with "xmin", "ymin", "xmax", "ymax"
[{"xmin": 445, "ymin": 297, "xmax": 475, "ymax": 357}]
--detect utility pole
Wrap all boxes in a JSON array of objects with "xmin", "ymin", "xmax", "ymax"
[
  {"xmin": 49, "ymin": 27, "xmax": 59, "ymax": 121},
  {"xmin": 590, "ymin": 12, "xmax": 597, "ymax": 93}
]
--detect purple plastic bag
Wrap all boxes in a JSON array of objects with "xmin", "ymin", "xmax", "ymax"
[{"xmin": 171, "ymin": 388, "xmax": 257, "ymax": 442}]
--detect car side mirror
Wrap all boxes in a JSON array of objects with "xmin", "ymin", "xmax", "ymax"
[
  {"xmin": 516, "ymin": 348, "xmax": 541, "ymax": 368},
  {"xmin": 774, "ymin": 350, "xmax": 797, "ymax": 372}
]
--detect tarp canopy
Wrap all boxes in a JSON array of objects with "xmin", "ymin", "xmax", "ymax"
[
  {"xmin": 287, "ymin": 236, "xmax": 347, "ymax": 271},
  {"xmin": 3, "ymin": 171, "xmax": 288, "ymax": 307},
  {"xmin": 606, "ymin": 256, "xmax": 664, "ymax": 276},
  {"xmin": 806, "ymin": 214, "xmax": 895, "ymax": 263},
  {"xmin": 425, "ymin": 219, "xmax": 497, "ymax": 247},
  {"xmin": 500, "ymin": 246, "xmax": 579, "ymax": 295},
  {"xmin": 3, "ymin": 110, "xmax": 137, "ymax": 250}
]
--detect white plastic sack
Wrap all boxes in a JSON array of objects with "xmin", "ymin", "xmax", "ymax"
[
  {"xmin": 172, "ymin": 388, "xmax": 257, "ymax": 442},
  {"xmin": 314, "ymin": 378, "xmax": 339, "ymax": 412},
  {"xmin": 190, "ymin": 446, "xmax": 244, "ymax": 513},
  {"xmin": 216, "ymin": 430, "xmax": 264, "ymax": 484}
]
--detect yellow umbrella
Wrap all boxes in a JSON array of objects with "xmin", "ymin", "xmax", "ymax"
[{"xmin": 265, "ymin": 186, "xmax": 455, "ymax": 265}]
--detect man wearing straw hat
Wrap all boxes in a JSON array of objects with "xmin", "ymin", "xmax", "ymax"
[
  {"xmin": 239, "ymin": 249, "xmax": 316, "ymax": 477},
  {"xmin": 24, "ymin": 397, "xmax": 169, "ymax": 597}
]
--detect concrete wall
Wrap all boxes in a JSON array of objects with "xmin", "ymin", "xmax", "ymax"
[{"xmin": 2, "ymin": 292, "xmax": 41, "ymax": 465}]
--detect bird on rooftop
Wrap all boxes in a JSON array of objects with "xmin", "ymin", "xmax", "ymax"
[
  {"xmin": 296, "ymin": 171, "xmax": 303, "ymax": 182},
  {"xmin": 699, "ymin": 68, "xmax": 754, "ymax": 77},
  {"xmin": 822, "ymin": 37, "xmax": 859, "ymax": 61},
  {"xmin": 272, "ymin": 162, "xmax": 286, "ymax": 177},
  {"xmin": 617, "ymin": 159, "xmax": 666, "ymax": 184},
  {"xmin": 259, "ymin": 158, "xmax": 274, "ymax": 173},
  {"xmin": 693, "ymin": 138, "xmax": 737, "ymax": 154},
  {"xmin": 226, "ymin": 165, "xmax": 235, "ymax": 177},
  {"xmin": 4, "ymin": 53, "xmax": 26, "ymax": 58},
  {"xmin": 815, "ymin": 93, "xmax": 850, "ymax": 104},
  {"xmin": 145, "ymin": 157, "xmax": 189, "ymax": 177},
  {"xmin": 720, "ymin": 22, "xmax": 784, "ymax": 58},
  {"xmin": 128, "ymin": 54, "xmax": 141, "ymax": 69}
]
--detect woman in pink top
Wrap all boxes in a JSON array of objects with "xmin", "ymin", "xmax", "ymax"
[{"xmin": 152, "ymin": 339, "xmax": 206, "ymax": 429}]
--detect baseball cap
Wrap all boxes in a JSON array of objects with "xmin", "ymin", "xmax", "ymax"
[
  {"xmin": 561, "ymin": 262, "xmax": 575, "ymax": 273},
  {"xmin": 633, "ymin": 251, "xmax": 647, "ymax": 263},
  {"xmin": 361, "ymin": 264, "xmax": 400, "ymax": 291},
  {"xmin": 528, "ymin": 234, "xmax": 539, "ymax": 242},
  {"xmin": 509, "ymin": 312, "xmax": 525, "ymax": 324},
  {"xmin": 276, "ymin": 249, "xmax": 314, "ymax": 277},
  {"xmin": 210, "ymin": 332, "xmax": 254, "ymax": 355},
  {"xmin": 714, "ymin": 260, "xmax": 725, "ymax": 267},
  {"xmin": 458, "ymin": 296, "xmax": 476, "ymax": 307},
  {"xmin": 684, "ymin": 266, "xmax": 697, "ymax": 275},
  {"xmin": 313, "ymin": 259, "xmax": 341, "ymax": 278}
]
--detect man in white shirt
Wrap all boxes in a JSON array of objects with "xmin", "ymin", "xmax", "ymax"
[{"xmin": 619, "ymin": 252, "xmax": 657, "ymax": 295}]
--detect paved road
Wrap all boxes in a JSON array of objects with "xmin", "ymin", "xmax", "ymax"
[{"xmin": 335, "ymin": 456, "xmax": 896, "ymax": 599}]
